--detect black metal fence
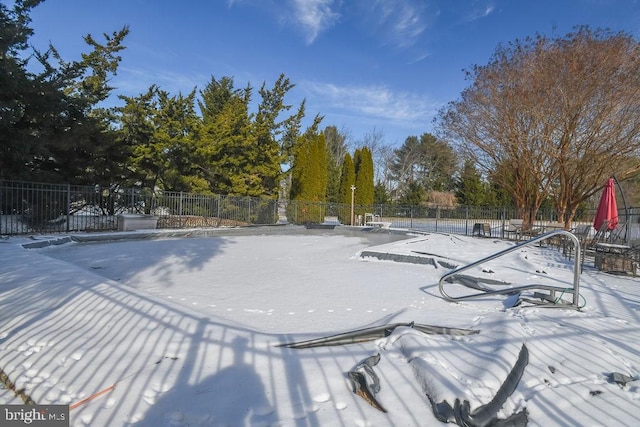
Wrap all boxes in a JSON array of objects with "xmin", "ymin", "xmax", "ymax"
[
  {"xmin": 285, "ymin": 199, "xmax": 640, "ymax": 243},
  {"xmin": 2, "ymin": 180, "xmax": 639, "ymax": 243},
  {"xmin": 0, "ymin": 181, "xmax": 279, "ymax": 234}
]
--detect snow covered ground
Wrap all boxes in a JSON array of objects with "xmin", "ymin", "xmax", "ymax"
[{"xmin": 1, "ymin": 225, "xmax": 639, "ymax": 426}]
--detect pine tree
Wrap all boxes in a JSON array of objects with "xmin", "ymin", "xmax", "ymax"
[
  {"xmin": 374, "ymin": 181, "xmax": 390, "ymax": 204},
  {"xmin": 198, "ymin": 76, "xmax": 239, "ymax": 123},
  {"xmin": 118, "ymin": 86, "xmax": 162, "ymax": 190},
  {"xmin": 354, "ymin": 147, "xmax": 374, "ymax": 219},
  {"xmin": 197, "ymin": 81, "xmax": 254, "ymax": 195},
  {"xmin": 323, "ymin": 126, "xmax": 348, "ymax": 203},
  {"xmin": 154, "ymin": 89, "xmax": 203, "ymax": 192},
  {"xmin": 289, "ymin": 132, "xmax": 327, "ymax": 223},
  {"xmin": 196, "ymin": 73, "xmax": 308, "ymax": 197},
  {"xmin": 253, "ymin": 74, "xmax": 294, "ymax": 197},
  {"xmin": 455, "ymin": 159, "xmax": 487, "ymax": 205},
  {"xmin": 312, "ymin": 133, "xmax": 328, "ymax": 202},
  {"xmin": 119, "ymin": 86, "xmax": 203, "ymax": 192},
  {"xmin": 0, "ymin": 0, "xmax": 129, "ymax": 183},
  {"xmin": 338, "ymin": 153, "xmax": 356, "ymax": 223},
  {"xmin": 399, "ymin": 181, "xmax": 425, "ymax": 206}
]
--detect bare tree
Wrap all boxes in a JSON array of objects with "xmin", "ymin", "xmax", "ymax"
[
  {"xmin": 437, "ymin": 27, "xmax": 640, "ymax": 228},
  {"xmin": 324, "ymin": 125, "xmax": 349, "ymax": 169},
  {"xmin": 323, "ymin": 125, "xmax": 349, "ymax": 202},
  {"xmin": 355, "ymin": 127, "xmax": 390, "ymax": 184}
]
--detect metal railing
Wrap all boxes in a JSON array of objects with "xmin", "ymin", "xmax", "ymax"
[
  {"xmin": 0, "ymin": 181, "xmax": 279, "ymax": 235},
  {"xmin": 285, "ymin": 200, "xmax": 640, "ymax": 244},
  {"xmin": 2, "ymin": 180, "xmax": 639, "ymax": 242},
  {"xmin": 439, "ymin": 230, "xmax": 582, "ymax": 309}
]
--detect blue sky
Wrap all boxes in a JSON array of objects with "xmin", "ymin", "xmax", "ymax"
[{"xmin": 25, "ymin": 0, "xmax": 640, "ymax": 147}]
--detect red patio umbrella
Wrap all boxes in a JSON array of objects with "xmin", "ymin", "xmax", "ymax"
[{"xmin": 593, "ymin": 177, "xmax": 619, "ymax": 231}]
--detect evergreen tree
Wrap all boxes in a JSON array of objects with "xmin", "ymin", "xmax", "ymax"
[
  {"xmin": 253, "ymin": 74, "xmax": 294, "ymax": 197},
  {"xmin": 389, "ymin": 133, "xmax": 457, "ymax": 199},
  {"xmin": 81, "ymin": 108, "xmax": 131, "ymax": 186},
  {"xmin": 398, "ymin": 181, "xmax": 425, "ymax": 206},
  {"xmin": 323, "ymin": 125, "xmax": 348, "ymax": 203},
  {"xmin": 198, "ymin": 76, "xmax": 239, "ymax": 123},
  {"xmin": 153, "ymin": 89, "xmax": 203, "ymax": 192},
  {"xmin": 374, "ymin": 181, "xmax": 390, "ymax": 204},
  {"xmin": 289, "ymin": 131, "xmax": 327, "ymax": 223},
  {"xmin": 311, "ymin": 133, "xmax": 328, "ymax": 202},
  {"xmin": 280, "ymin": 100, "xmax": 307, "ymax": 164},
  {"xmin": 196, "ymin": 73, "xmax": 310, "ymax": 197},
  {"xmin": 0, "ymin": 0, "xmax": 128, "ymax": 183},
  {"xmin": 290, "ymin": 132, "xmax": 327, "ymax": 202},
  {"xmin": 338, "ymin": 153, "xmax": 356, "ymax": 223},
  {"xmin": 339, "ymin": 153, "xmax": 356, "ymax": 205},
  {"xmin": 118, "ymin": 86, "xmax": 203, "ymax": 192},
  {"xmin": 197, "ymin": 79, "xmax": 254, "ymax": 195},
  {"xmin": 354, "ymin": 147, "xmax": 374, "ymax": 208},
  {"xmin": 118, "ymin": 87, "xmax": 159, "ymax": 188},
  {"xmin": 455, "ymin": 159, "xmax": 487, "ymax": 205}
]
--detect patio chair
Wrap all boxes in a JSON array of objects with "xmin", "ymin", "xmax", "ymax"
[
  {"xmin": 567, "ymin": 224, "xmax": 593, "ymax": 269},
  {"xmin": 573, "ymin": 224, "xmax": 592, "ymax": 250},
  {"xmin": 577, "ymin": 221, "xmax": 610, "ymax": 270},
  {"xmin": 606, "ymin": 221, "xmax": 627, "ymax": 245},
  {"xmin": 587, "ymin": 220, "xmax": 611, "ymax": 249},
  {"xmin": 519, "ymin": 223, "xmax": 544, "ymax": 240},
  {"xmin": 503, "ymin": 219, "xmax": 523, "ymax": 240},
  {"xmin": 472, "ymin": 222, "xmax": 492, "ymax": 237},
  {"xmin": 586, "ymin": 221, "xmax": 637, "ymax": 275},
  {"xmin": 542, "ymin": 222, "xmax": 573, "ymax": 249}
]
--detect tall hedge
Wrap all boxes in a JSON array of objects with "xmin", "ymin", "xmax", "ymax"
[
  {"xmin": 289, "ymin": 132, "xmax": 327, "ymax": 223},
  {"xmin": 337, "ymin": 153, "xmax": 356, "ymax": 223},
  {"xmin": 354, "ymin": 147, "xmax": 374, "ymax": 210}
]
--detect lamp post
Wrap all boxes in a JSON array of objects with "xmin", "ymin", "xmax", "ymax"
[{"xmin": 350, "ymin": 185, "xmax": 356, "ymax": 226}]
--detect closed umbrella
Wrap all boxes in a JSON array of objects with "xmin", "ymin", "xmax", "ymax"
[{"xmin": 593, "ymin": 177, "xmax": 619, "ymax": 231}]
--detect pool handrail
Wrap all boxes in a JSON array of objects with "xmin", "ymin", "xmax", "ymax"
[{"xmin": 438, "ymin": 230, "xmax": 581, "ymax": 308}]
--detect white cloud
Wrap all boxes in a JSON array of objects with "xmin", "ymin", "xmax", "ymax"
[
  {"xmin": 229, "ymin": 0, "xmax": 430, "ymax": 49},
  {"xmin": 388, "ymin": 3, "xmax": 428, "ymax": 48},
  {"xmin": 301, "ymin": 80, "xmax": 440, "ymax": 124},
  {"xmin": 362, "ymin": 0, "xmax": 433, "ymax": 49},
  {"xmin": 290, "ymin": 0, "xmax": 341, "ymax": 44},
  {"xmin": 462, "ymin": 1, "xmax": 496, "ymax": 23}
]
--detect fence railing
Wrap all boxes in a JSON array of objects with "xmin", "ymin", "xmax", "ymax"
[
  {"xmin": 2, "ymin": 180, "xmax": 639, "ymax": 243},
  {"xmin": 0, "ymin": 181, "xmax": 278, "ymax": 234}
]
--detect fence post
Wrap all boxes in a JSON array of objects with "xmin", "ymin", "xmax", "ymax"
[
  {"xmin": 625, "ymin": 206, "xmax": 631, "ymax": 245},
  {"xmin": 465, "ymin": 206, "xmax": 469, "ymax": 236},
  {"xmin": 66, "ymin": 184, "xmax": 71, "ymax": 232},
  {"xmin": 410, "ymin": 207, "xmax": 413, "ymax": 229},
  {"xmin": 274, "ymin": 199, "xmax": 278, "ymax": 224},
  {"xmin": 248, "ymin": 198, "xmax": 252, "ymax": 224},
  {"xmin": 179, "ymin": 192, "xmax": 183, "ymax": 228}
]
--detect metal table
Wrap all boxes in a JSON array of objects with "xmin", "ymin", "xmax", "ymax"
[{"xmin": 594, "ymin": 243, "xmax": 638, "ymax": 276}]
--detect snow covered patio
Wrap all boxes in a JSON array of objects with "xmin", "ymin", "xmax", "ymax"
[{"xmin": 1, "ymin": 226, "xmax": 639, "ymax": 426}]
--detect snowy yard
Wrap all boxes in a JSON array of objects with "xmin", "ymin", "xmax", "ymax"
[{"xmin": 1, "ymin": 226, "xmax": 639, "ymax": 426}]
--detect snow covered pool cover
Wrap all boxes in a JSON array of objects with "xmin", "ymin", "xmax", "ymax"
[{"xmin": 1, "ymin": 226, "xmax": 639, "ymax": 426}]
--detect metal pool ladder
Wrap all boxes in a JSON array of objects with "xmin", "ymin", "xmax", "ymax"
[{"xmin": 438, "ymin": 230, "xmax": 582, "ymax": 309}]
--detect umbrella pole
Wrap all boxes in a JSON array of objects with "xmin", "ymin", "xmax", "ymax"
[{"xmin": 612, "ymin": 175, "xmax": 629, "ymax": 245}]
